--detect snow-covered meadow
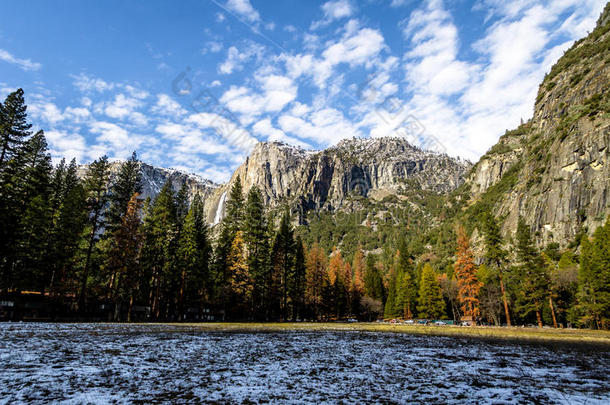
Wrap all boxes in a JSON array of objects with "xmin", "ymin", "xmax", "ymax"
[{"xmin": 1, "ymin": 323, "xmax": 608, "ymax": 404}]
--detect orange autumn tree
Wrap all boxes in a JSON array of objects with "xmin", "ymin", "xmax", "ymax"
[
  {"xmin": 305, "ymin": 243, "xmax": 328, "ymax": 320},
  {"xmin": 227, "ymin": 231, "xmax": 253, "ymax": 306},
  {"xmin": 328, "ymin": 248, "xmax": 350, "ymax": 317},
  {"xmin": 352, "ymin": 247, "xmax": 366, "ymax": 295},
  {"xmin": 328, "ymin": 247, "xmax": 344, "ymax": 286},
  {"xmin": 454, "ymin": 226, "xmax": 482, "ymax": 321}
]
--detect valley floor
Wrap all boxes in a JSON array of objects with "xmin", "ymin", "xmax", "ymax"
[{"xmin": 1, "ymin": 323, "xmax": 609, "ymax": 403}]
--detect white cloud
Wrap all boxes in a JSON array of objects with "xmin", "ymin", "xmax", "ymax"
[
  {"xmin": 0, "ymin": 49, "xmax": 41, "ymax": 71},
  {"xmin": 252, "ymin": 118, "xmax": 311, "ymax": 148},
  {"xmin": 290, "ymin": 102, "xmax": 311, "ymax": 117},
  {"xmin": 402, "ymin": 0, "xmax": 475, "ymax": 96},
  {"xmin": 225, "ymin": 0, "xmax": 260, "ymax": 23},
  {"xmin": 36, "ymin": 103, "xmax": 65, "ymax": 124},
  {"xmin": 45, "ymin": 130, "xmax": 88, "ymax": 162},
  {"xmin": 311, "ymin": 0, "xmax": 355, "ymax": 29},
  {"xmin": 156, "ymin": 122, "xmax": 233, "ymax": 155},
  {"xmin": 200, "ymin": 166, "xmax": 233, "ymax": 183},
  {"xmin": 101, "ymin": 93, "xmax": 149, "ymax": 125},
  {"xmin": 129, "ymin": 112, "xmax": 149, "ymax": 126},
  {"xmin": 218, "ymin": 43, "xmax": 264, "ymax": 74},
  {"xmin": 282, "ymin": 24, "xmax": 386, "ymax": 88},
  {"xmin": 278, "ymin": 107, "xmax": 361, "ymax": 145},
  {"xmin": 187, "ymin": 112, "xmax": 258, "ymax": 152},
  {"xmin": 203, "ymin": 41, "xmax": 223, "ymax": 54},
  {"xmin": 124, "ymin": 85, "xmax": 149, "ymax": 100},
  {"xmin": 103, "ymin": 93, "xmax": 142, "ymax": 121},
  {"xmin": 90, "ymin": 121, "xmax": 129, "ymax": 147},
  {"xmin": 220, "ymin": 74, "xmax": 297, "ymax": 122},
  {"xmin": 89, "ymin": 121, "xmax": 156, "ymax": 159},
  {"xmin": 72, "ymin": 73, "xmax": 115, "ymax": 92},
  {"xmin": 64, "ymin": 106, "xmax": 91, "ymax": 122},
  {"xmin": 322, "ymin": 28, "xmax": 384, "ymax": 66},
  {"xmin": 151, "ymin": 94, "xmax": 187, "ymax": 117},
  {"xmin": 392, "ymin": 0, "xmax": 605, "ymax": 160}
]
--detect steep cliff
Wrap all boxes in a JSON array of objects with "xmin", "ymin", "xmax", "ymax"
[
  {"xmin": 466, "ymin": 4, "xmax": 610, "ymax": 245},
  {"xmin": 204, "ymin": 137, "xmax": 471, "ymax": 224}
]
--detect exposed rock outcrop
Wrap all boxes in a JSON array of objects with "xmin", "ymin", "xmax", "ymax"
[
  {"xmin": 466, "ymin": 5, "xmax": 610, "ymax": 246},
  {"xmin": 205, "ymin": 137, "xmax": 471, "ymax": 224}
]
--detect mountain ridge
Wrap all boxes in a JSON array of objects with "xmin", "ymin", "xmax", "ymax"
[
  {"xmin": 464, "ymin": 6, "xmax": 610, "ymax": 246},
  {"xmin": 203, "ymin": 136, "xmax": 472, "ymax": 224}
]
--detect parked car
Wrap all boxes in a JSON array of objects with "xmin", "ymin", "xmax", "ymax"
[
  {"xmin": 404, "ymin": 320, "xmax": 415, "ymax": 325},
  {"xmin": 434, "ymin": 321, "xmax": 447, "ymax": 326},
  {"xmin": 417, "ymin": 320, "xmax": 428, "ymax": 325}
]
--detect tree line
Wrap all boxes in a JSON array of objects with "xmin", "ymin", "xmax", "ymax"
[{"xmin": 0, "ymin": 89, "xmax": 608, "ymax": 327}]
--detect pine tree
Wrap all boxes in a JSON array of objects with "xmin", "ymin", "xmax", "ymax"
[
  {"xmin": 384, "ymin": 263, "xmax": 399, "ymax": 319},
  {"xmin": 78, "ymin": 155, "xmax": 111, "ymax": 311},
  {"xmin": 454, "ymin": 226, "xmax": 482, "ymax": 321},
  {"xmin": 0, "ymin": 89, "xmax": 32, "ymax": 168},
  {"xmin": 576, "ymin": 219, "xmax": 610, "ymax": 329},
  {"xmin": 191, "ymin": 194, "xmax": 211, "ymax": 310},
  {"xmin": 541, "ymin": 252, "xmax": 559, "ymax": 328},
  {"xmin": 107, "ymin": 152, "xmax": 141, "ymax": 233},
  {"xmin": 175, "ymin": 182, "xmax": 189, "ymax": 227},
  {"xmin": 177, "ymin": 198, "xmax": 210, "ymax": 320},
  {"xmin": 0, "ymin": 96, "xmax": 37, "ymax": 291},
  {"xmin": 10, "ymin": 132, "xmax": 53, "ymax": 292},
  {"xmin": 224, "ymin": 175, "xmax": 244, "ymax": 232},
  {"xmin": 107, "ymin": 193, "xmax": 143, "ymax": 321},
  {"xmin": 590, "ymin": 219, "xmax": 610, "ymax": 329},
  {"xmin": 417, "ymin": 263, "xmax": 445, "ymax": 319},
  {"xmin": 214, "ymin": 176, "xmax": 245, "ymax": 308},
  {"xmin": 139, "ymin": 181, "xmax": 177, "ymax": 319},
  {"xmin": 16, "ymin": 195, "xmax": 51, "ymax": 292},
  {"xmin": 48, "ymin": 159, "xmax": 87, "ymax": 295},
  {"xmin": 395, "ymin": 243, "xmax": 417, "ymax": 319},
  {"xmin": 515, "ymin": 217, "xmax": 549, "ymax": 327},
  {"xmin": 48, "ymin": 159, "xmax": 66, "ymax": 221},
  {"xmin": 243, "ymin": 186, "xmax": 270, "ymax": 319},
  {"xmin": 482, "ymin": 213, "xmax": 512, "ymax": 326},
  {"xmin": 271, "ymin": 211, "xmax": 295, "ymax": 320},
  {"xmin": 364, "ymin": 255, "xmax": 385, "ymax": 301}
]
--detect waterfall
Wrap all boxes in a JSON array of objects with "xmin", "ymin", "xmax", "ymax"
[{"xmin": 213, "ymin": 191, "xmax": 227, "ymax": 225}]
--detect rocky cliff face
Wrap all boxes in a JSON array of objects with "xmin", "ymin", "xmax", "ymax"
[
  {"xmin": 466, "ymin": 4, "xmax": 610, "ymax": 246},
  {"xmin": 205, "ymin": 137, "xmax": 471, "ymax": 224}
]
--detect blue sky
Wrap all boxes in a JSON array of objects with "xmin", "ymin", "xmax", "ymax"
[{"xmin": 0, "ymin": 0, "xmax": 605, "ymax": 182}]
